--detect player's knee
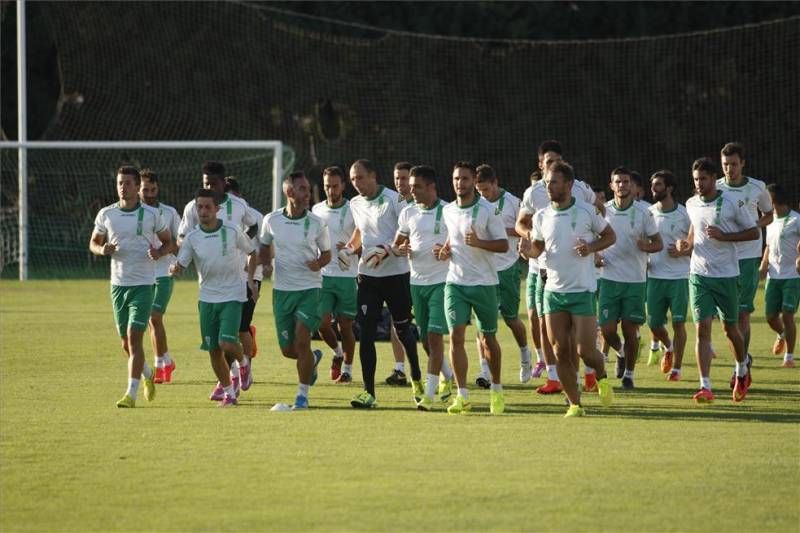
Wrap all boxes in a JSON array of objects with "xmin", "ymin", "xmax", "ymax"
[{"xmin": 149, "ymin": 313, "xmax": 163, "ymax": 328}]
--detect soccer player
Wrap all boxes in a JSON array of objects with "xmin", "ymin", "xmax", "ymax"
[
  {"xmin": 138, "ymin": 169, "xmax": 180, "ymax": 384},
  {"xmin": 598, "ymin": 167, "xmax": 662, "ymax": 389},
  {"xmin": 527, "ymin": 161, "xmax": 615, "ymax": 417},
  {"xmin": 170, "ymin": 189, "xmax": 258, "ymax": 407},
  {"xmin": 345, "ymin": 159, "xmax": 422, "ymax": 408},
  {"xmin": 716, "ymin": 142, "xmax": 774, "ymax": 379},
  {"xmin": 676, "ymin": 157, "xmax": 759, "ymax": 403},
  {"xmin": 224, "ymin": 176, "xmax": 263, "ymax": 372},
  {"xmin": 178, "ymin": 161, "xmax": 258, "ymax": 396},
  {"xmin": 257, "ymin": 172, "xmax": 331, "ymax": 409},
  {"xmin": 385, "ymin": 161, "xmax": 415, "ymax": 385},
  {"xmin": 312, "ymin": 166, "xmax": 357, "ymax": 383},
  {"xmin": 759, "ymin": 183, "xmax": 799, "ymax": 368},
  {"xmin": 474, "ymin": 164, "xmax": 532, "ymax": 384},
  {"xmin": 394, "ymin": 165, "xmax": 455, "ymax": 410},
  {"xmin": 91, "ymin": 166, "xmax": 171, "ymax": 408},
  {"xmin": 438, "ymin": 161, "xmax": 509, "ymax": 415},
  {"xmin": 646, "ymin": 170, "xmax": 691, "ymax": 381}
]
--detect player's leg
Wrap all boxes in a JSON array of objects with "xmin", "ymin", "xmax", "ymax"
[
  {"xmin": 667, "ymin": 279, "xmax": 690, "ymax": 380},
  {"xmin": 117, "ymin": 286, "xmax": 156, "ymax": 407},
  {"xmin": 571, "ymin": 295, "xmax": 613, "ymax": 408},
  {"xmin": 444, "ymin": 284, "xmax": 473, "ymax": 414},
  {"xmin": 620, "ymin": 282, "xmax": 647, "ymax": 386},
  {"xmin": 779, "ymin": 278, "xmax": 799, "ymax": 366},
  {"xmin": 535, "ymin": 272, "xmax": 561, "ymax": 392},
  {"xmin": 384, "ymin": 273, "xmax": 422, "ymax": 398},
  {"xmin": 471, "ymin": 284, "xmax": 504, "ymax": 412},
  {"xmin": 150, "ymin": 276, "xmax": 175, "ymax": 383},
  {"xmin": 545, "ymin": 309, "xmax": 580, "ymax": 408},
  {"xmin": 352, "ymin": 276, "xmax": 383, "ymax": 406},
  {"xmin": 388, "ymin": 322, "xmax": 407, "ymax": 383},
  {"xmin": 218, "ymin": 302, "xmax": 245, "ymax": 400},
  {"xmin": 411, "ymin": 284, "xmax": 434, "ymax": 407},
  {"xmin": 737, "ymin": 258, "xmax": 760, "ymax": 358},
  {"xmin": 598, "ymin": 280, "xmax": 624, "ymax": 376},
  {"xmin": 236, "ymin": 280, "xmax": 258, "ymax": 391},
  {"xmin": 498, "ymin": 263, "xmax": 531, "ymax": 382},
  {"xmin": 646, "ymin": 278, "xmax": 670, "ymax": 367},
  {"xmin": 337, "ymin": 316, "xmax": 357, "ymax": 381},
  {"xmin": 201, "ymin": 302, "xmax": 235, "ymax": 405},
  {"xmin": 289, "ymin": 291, "xmax": 323, "ymax": 409},
  {"xmin": 710, "ymin": 276, "xmax": 750, "ymax": 399},
  {"xmin": 318, "ymin": 277, "xmax": 343, "ymax": 380}
]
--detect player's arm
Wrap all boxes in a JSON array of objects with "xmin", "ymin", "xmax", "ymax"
[
  {"xmin": 527, "ymin": 238, "xmax": 544, "ymax": 259},
  {"xmin": 465, "ymin": 228, "xmax": 508, "ymax": 252},
  {"xmin": 586, "ymin": 224, "xmax": 616, "ymax": 254},
  {"xmin": 89, "ymin": 230, "xmax": 116, "ymax": 256},
  {"xmin": 759, "ymin": 245, "xmax": 769, "ymax": 279},
  {"xmin": 637, "ymin": 232, "xmax": 663, "ymax": 253},
  {"xmin": 258, "ymin": 244, "xmax": 273, "ymax": 278},
  {"xmin": 515, "ymin": 210, "xmax": 533, "ymax": 239},
  {"xmin": 345, "ymin": 227, "xmax": 362, "ymax": 253},
  {"xmin": 706, "ymin": 225, "xmax": 759, "ymax": 242},
  {"xmin": 307, "ymin": 221, "xmax": 332, "ymax": 272},
  {"xmin": 393, "ymin": 232, "xmax": 410, "ymax": 257},
  {"xmin": 169, "ymin": 238, "xmax": 193, "ymax": 276},
  {"xmin": 434, "ymin": 238, "xmax": 451, "ymax": 261},
  {"xmin": 148, "ymin": 228, "xmax": 174, "ymax": 261}
]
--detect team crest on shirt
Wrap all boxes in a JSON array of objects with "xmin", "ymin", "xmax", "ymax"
[
  {"xmin": 738, "ymin": 200, "xmax": 745, "ymax": 208},
  {"xmin": 361, "ymin": 305, "xmax": 368, "ymax": 316},
  {"xmin": 281, "ymin": 330, "xmax": 289, "ymax": 340}
]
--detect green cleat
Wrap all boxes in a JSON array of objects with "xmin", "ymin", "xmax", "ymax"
[
  {"xmin": 564, "ymin": 404, "xmax": 586, "ymax": 418},
  {"xmin": 447, "ymin": 395, "xmax": 472, "ymax": 415},
  {"xmin": 411, "ymin": 380, "xmax": 424, "ymax": 403},
  {"xmin": 416, "ymin": 396, "xmax": 434, "ymax": 412},
  {"xmin": 116, "ymin": 394, "xmax": 135, "ymax": 408},
  {"xmin": 350, "ymin": 390, "xmax": 376, "ymax": 409},
  {"xmin": 489, "ymin": 390, "xmax": 505, "ymax": 415},
  {"xmin": 438, "ymin": 377, "xmax": 454, "ymax": 403},
  {"xmin": 143, "ymin": 372, "xmax": 156, "ymax": 402},
  {"xmin": 597, "ymin": 377, "xmax": 614, "ymax": 407}
]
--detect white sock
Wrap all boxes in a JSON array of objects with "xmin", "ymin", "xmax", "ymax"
[
  {"xmin": 342, "ymin": 363, "xmax": 353, "ymax": 375},
  {"xmin": 623, "ymin": 369, "xmax": 634, "ymax": 379},
  {"xmin": 162, "ymin": 352, "xmax": 172, "ymax": 365},
  {"xmin": 223, "ymin": 384, "xmax": 235, "ymax": 398},
  {"xmin": 520, "ymin": 346, "xmax": 532, "ymax": 364},
  {"xmin": 617, "ymin": 343, "xmax": 625, "ymax": 358},
  {"xmin": 297, "ymin": 383, "xmax": 309, "ymax": 398},
  {"xmin": 395, "ymin": 362, "xmax": 405, "ymax": 373},
  {"xmin": 440, "ymin": 357, "xmax": 454, "ymax": 380},
  {"xmin": 240, "ymin": 355, "xmax": 250, "ymax": 367},
  {"xmin": 785, "ymin": 353, "xmax": 795, "ymax": 362},
  {"xmin": 480, "ymin": 358, "xmax": 490, "ymax": 376},
  {"xmin": 735, "ymin": 360, "xmax": 747, "ymax": 377},
  {"xmin": 650, "ymin": 341, "xmax": 660, "ymax": 350},
  {"xmin": 425, "ymin": 374, "xmax": 438, "ymax": 399},
  {"xmin": 535, "ymin": 348, "xmax": 545, "ymax": 364},
  {"xmin": 333, "ymin": 344, "xmax": 344, "ymax": 359},
  {"xmin": 490, "ymin": 383, "xmax": 503, "ymax": 393},
  {"xmin": 141, "ymin": 363, "xmax": 153, "ymax": 379},
  {"xmin": 584, "ymin": 365, "xmax": 596, "ymax": 375},
  {"xmin": 230, "ymin": 360, "xmax": 240, "ymax": 377},
  {"xmin": 546, "ymin": 364, "xmax": 559, "ymax": 381},
  {"xmin": 700, "ymin": 376, "xmax": 711, "ymax": 390},
  {"xmin": 126, "ymin": 377, "xmax": 140, "ymax": 400},
  {"xmin": 155, "ymin": 356, "xmax": 166, "ymax": 368},
  {"xmin": 458, "ymin": 388, "xmax": 469, "ymax": 400}
]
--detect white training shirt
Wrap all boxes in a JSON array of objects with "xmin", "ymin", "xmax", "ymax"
[
  {"xmin": 482, "ymin": 189, "xmax": 521, "ymax": 271},
  {"xmin": 600, "ymin": 199, "xmax": 659, "ymax": 284},
  {"xmin": 244, "ymin": 206, "xmax": 264, "ymax": 283},
  {"xmin": 312, "ymin": 199, "xmax": 358, "ymax": 278},
  {"xmin": 178, "ymin": 193, "xmax": 258, "ymax": 238},
  {"xmin": 647, "ymin": 203, "xmax": 691, "ymax": 280},
  {"xmin": 442, "ymin": 196, "xmax": 508, "ymax": 286},
  {"xmin": 349, "ymin": 186, "xmax": 410, "ymax": 277},
  {"xmin": 532, "ymin": 197, "xmax": 609, "ymax": 293},
  {"xmin": 519, "ymin": 180, "xmax": 550, "ymax": 271},
  {"xmin": 573, "ymin": 179, "xmax": 597, "ymax": 204},
  {"xmin": 260, "ymin": 209, "xmax": 331, "ymax": 291},
  {"xmin": 716, "ymin": 177, "xmax": 773, "ymax": 260},
  {"xmin": 177, "ymin": 222, "xmax": 254, "ymax": 303},
  {"xmin": 686, "ymin": 192, "xmax": 757, "ymax": 278},
  {"xmin": 765, "ymin": 210, "xmax": 800, "ymax": 280},
  {"xmin": 397, "ymin": 199, "xmax": 450, "ymax": 286},
  {"xmin": 152, "ymin": 202, "xmax": 180, "ymax": 279},
  {"xmin": 94, "ymin": 202, "xmax": 167, "ymax": 287}
]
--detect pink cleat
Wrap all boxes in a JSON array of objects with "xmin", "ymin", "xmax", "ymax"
[
  {"xmin": 209, "ymin": 382, "xmax": 225, "ymax": 401},
  {"xmin": 531, "ymin": 361, "xmax": 546, "ymax": 379},
  {"xmin": 240, "ymin": 363, "xmax": 253, "ymax": 391},
  {"xmin": 220, "ymin": 394, "xmax": 238, "ymax": 407}
]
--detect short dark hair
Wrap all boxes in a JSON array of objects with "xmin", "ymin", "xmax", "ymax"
[
  {"xmin": 453, "ymin": 161, "xmax": 477, "ymax": 175},
  {"xmin": 610, "ymin": 166, "xmax": 632, "ymax": 179},
  {"xmin": 394, "ymin": 161, "xmax": 412, "ymax": 172},
  {"xmin": 202, "ymin": 161, "xmax": 226, "ymax": 177},
  {"xmin": 224, "ymin": 176, "xmax": 240, "ymax": 194},
  {"xmin": 410, "ymin": 165, "xmax": 436, "ymax": 185},
  {"xmin": 538, "ymin": 140, "xmax": 563, "ymax": 157},
  {"xmin": 283, "ymin": 171, "xmax": 308, "ymax": 187},
  {"xmin": 139, "ymin": 168, "xmax": 157, "ymax": 183},
  {"xmin": 195, "ymin": 187, "xmax": 221, "ymax": 205},
  {"xmin": 721, "ymin": 142, "xmax": 745, "ymax": 159},
  {"xmin": 322, "ymin": 166, "xmax": 345, "ymax": 182},
  {"xmin": 475, "ymin": 164, "xmax": 497, "ymax": 183},
  {"xmin": 117, "ymin": 166, "xmax": 141, "ymax": 185},
  {"xmin": 692, "ymin": 157, "xmax": 718, "ymax": 176},
  {"xmin": 352, "ymin": 159, "xmax": 377, "ymax": 174},
  {"xmin": 650, "ymin": 170, "xmax": 677, "ymax": 191},
  {"xmin": 766, "ymin": 183, "xmax": 786, "ymax": 205},
  {"xmin": 630, "ymin": 170, "xmax": 644, "ymax": 188},
  {"xmin": 550, "ymin": 161, "xmax": 575, "ymax": 182}
]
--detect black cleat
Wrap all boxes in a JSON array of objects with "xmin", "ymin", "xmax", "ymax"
[
  {"xmin": 621, "ymin": 376, "xmax": 634, "ymax": 390},
  {"xmin": 385, "ymin": 369, "xmax": 408, "ymax": 386},
  {"xmin": 615, "ymin": 356, "xmax": 626, "ymax": 379}
]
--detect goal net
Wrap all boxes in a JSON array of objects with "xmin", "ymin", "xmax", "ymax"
[{"xmin": 0, "ymin": 141, "xmax": 292, "ymax": 278}]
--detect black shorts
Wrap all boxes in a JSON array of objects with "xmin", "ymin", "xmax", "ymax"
[
  {"xmin": 239, "ymin": 280, "xmax": 262, "ymax": 332},
  {"xmin": 356, "ymin": 272, "xmax": 412, "ymax": 325}
]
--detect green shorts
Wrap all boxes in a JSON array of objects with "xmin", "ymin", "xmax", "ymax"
[
  {"xmin": 765, "ymin": 277, "xmax": 800, "ymax": 315},
  {"xmin": 273, "ymin": 288, "xmax": 321, "ymax": 349},
  {"xmin": 444, "ymin": 283, "xmax": 498, "ymax": 334},
  {"xmin": 646, "ymin": 278, "xmax": 689, "ymax": 327},
  {"xmin": 525, "ymin": 270, "xmax": 546, "ymax": 317},
  {"xmin": 689, "ymin": 274, "xmax": 738, "ymax": 323},
  {"xmin": 110, "ymin": 284, "xmax": 154, "ymax": 337},
  {"xmin": 497, "ymin": 262, "xmax": 521, "ymax": 320},
  {"xmin": 318, "ymin": 276, "xmax": 357, "ymax": 319},
  {"xmin": 543, "ymin": 290, "xmax": 595, "ymax": 316},
  {"xmin": 151, "ymin": 276, "xmax": 174, "ymax": 314},
  {"xmin": 737, "ymin": 257, "xmax": 760, "ymax": 314},
  {"xmin": 198, "ymin": 300, "xmax": 243, "ymax": 350},
  {"xmin": 411, "ymin": 283, "xmax": 447, "ymax": 339},
  {"xmin": 597, "ymin": 279, "xmax": 646, "ymax": 325}
]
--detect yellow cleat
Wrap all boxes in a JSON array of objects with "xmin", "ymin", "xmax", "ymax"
[
  {"xmin": 564, "ymin": 404, "xmax": 586, "ymax": 418},
  {"xmin": 143, "ymin": 372, "xmax": 156, "ymax": 402},
  {"xmin": 116, "ymin": 394, "xmax": 135, "ymax": 408},
  {"xmin": 489, "ymin": 390, "xmax": 505, "ymax": 415},
  {"xmin": 597, "ymin": 377, "xmax": 614, "ymax": 407},
  {"xmin": 416, "ymin": 396, "xmax": 434, "ymax": 412},
  {"xmin": 447, "ymin": 395, "xmax": 472, "ymax": 415}
]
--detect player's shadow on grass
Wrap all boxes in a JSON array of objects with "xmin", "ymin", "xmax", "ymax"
[{"xmin": 591, "ymin": 405, "xmax": 800, "ymax": 424}]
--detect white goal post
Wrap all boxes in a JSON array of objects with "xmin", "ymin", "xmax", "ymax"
[{"xmin": 0, "ymin": 140, "xmax": 285, "ymax": 280}]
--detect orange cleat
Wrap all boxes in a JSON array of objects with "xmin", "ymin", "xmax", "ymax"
[
  {"xmin": 660, "ymin": 351, "xmax": 674, "ymax": 374},
  {"xmin": 772, "ymin": 336, "xmax": 786, "ymax": 355},
  {"xmin": 536, "ymin": 379, "xmax": 563, "ymax": 394},
  {"xmin": 733, "ymin": 374, "xmax": 750, "ymax": 402},
  {"xmin": 692, "ymin": 388, "xmax": 714, "ymax": 404}
]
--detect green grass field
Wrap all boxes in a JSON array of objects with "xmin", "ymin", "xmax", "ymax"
[{"xmin": 1, "ymin": 279, "xmax": 798, "ymax": 532}]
